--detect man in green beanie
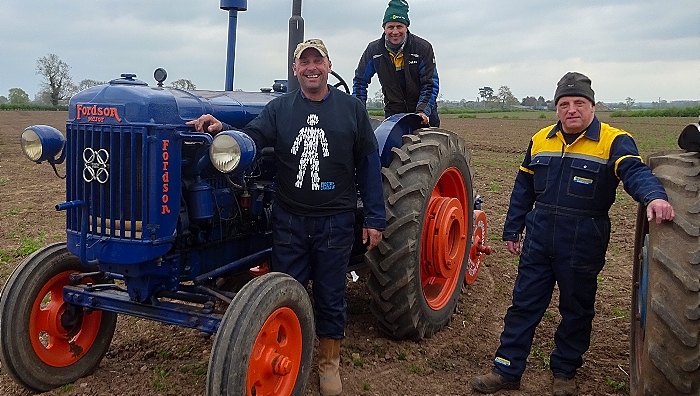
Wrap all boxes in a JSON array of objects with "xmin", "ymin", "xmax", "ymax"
[{"xmin": 353, "ymin": 0, "xmax": 440, "ymax": 127}]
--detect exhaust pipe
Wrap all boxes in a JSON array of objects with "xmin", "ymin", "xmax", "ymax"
[{"xmin": 287, "ymin": 0, "xmax": 304, "ymax": 93}]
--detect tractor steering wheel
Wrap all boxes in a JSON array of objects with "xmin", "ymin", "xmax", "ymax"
[{"xmin": 330, "ymin": 70, "xmax": 350, "ymax": 94}]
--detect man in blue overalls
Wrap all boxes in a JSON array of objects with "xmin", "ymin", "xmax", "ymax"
[{"xmin": 471, "ymin": 72, "xmax": 675, "ymax": 396}]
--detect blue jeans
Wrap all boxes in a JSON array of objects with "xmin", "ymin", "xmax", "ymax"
[{"xmin": 270, "ymin": 204, "xmax": 354, "ymax": 339}]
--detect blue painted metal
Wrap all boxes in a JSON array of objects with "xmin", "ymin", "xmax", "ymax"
[
  {"xmin": 213, "ymin": 130, "xmax": 257, "ymax": 174},
  {"xmin": 639, "ymin": 234, "xmax": 649, "ymax": 329},
  {"xmin": 372, "ymin": 113, "xmax": 423, "ymax": 168},
  {"xmin": 194, "ymin": 247, "xmax": 271, "ymax": 283},
  {"xmin": 23, "ymin": 125, "xmax": 66, "ymax": 164},
  {"xmin": 58, "ymin": 76, "xmax": 280, "ymax": 304},
  {"xmin": 220, "ymin": 0, "xmax": 247, "ymax": 90},
  {"xmin": 63, "ymin": 285, "xmax": 222, "ymax": 334}
]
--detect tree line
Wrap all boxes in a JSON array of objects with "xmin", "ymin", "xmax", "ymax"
[{"xmin": 0, "ymin": 54, "xmax": 196, "ymax": 108}]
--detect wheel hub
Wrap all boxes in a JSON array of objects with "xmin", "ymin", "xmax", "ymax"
[{"xmin": 424, "ymin": 196, "xmax": 466, "ymax": 278}]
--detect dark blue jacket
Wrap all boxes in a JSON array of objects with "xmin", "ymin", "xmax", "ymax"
[
  {"xmin": 353, "ymin": 31, "xmax": 439, "ymax": 117},
  {"xmin": 503, "ymin": 116, "xmax": 668, "ymax": 241}
]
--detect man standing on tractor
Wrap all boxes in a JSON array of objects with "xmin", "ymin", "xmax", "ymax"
[
  {"xmin": 352, "ymin": 0, "xmax": 440, "ymax": 127},
  {"xmin": 471, "ymin": 72, "xmax": 675, "ymax": 396},
  {"xmin": 188, "ymin": 39, "xmax": 386, "ymax": 396}
]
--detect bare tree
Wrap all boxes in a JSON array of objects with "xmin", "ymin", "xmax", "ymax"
[
  {"xmin": 77, "ymin": 79, "xmax": 106, "ymax": 92},
  {"xmin": 625, "ymin": 97, "xmax": 636, "ymax": 111},
  {"xmin": 170, "ymin": 79, "xmax": 196, "ymax": 90},
  {"xmin": 36, "ymin": 53, "xmax": 75, "ymax": 106}
]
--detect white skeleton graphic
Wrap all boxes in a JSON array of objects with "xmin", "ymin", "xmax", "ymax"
[{"xmin": 291, "ymin": 113, "xmax": 330, "ymax": 190}]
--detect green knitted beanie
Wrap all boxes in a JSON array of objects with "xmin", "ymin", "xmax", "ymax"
[{"xmin": 383, "ymin": 0, "xmax": 410, "ymax": 27}]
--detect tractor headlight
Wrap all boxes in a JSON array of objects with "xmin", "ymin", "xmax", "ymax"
[
  {"xmin": 209, "ymin": 130, "xmax": 256, "ymax": 173},
  {"xmin": 21, "ymin": 125, "xmax": 66, "ymax": 163}
]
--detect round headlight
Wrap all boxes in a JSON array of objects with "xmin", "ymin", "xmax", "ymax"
[
  {"xmin": 21, "ymin": 129, "xmax": 43, "ymax": 161},
  {"xmin": 209, "ymin": 130, "xmax": 257, "ymax": 174},
  {"xmin": 20, "ymin": 125, "xmax": 65, "ymax": 164},
  {"xmin": 210, "ymin": 134, "xmax": 242, "ymax": 173}
]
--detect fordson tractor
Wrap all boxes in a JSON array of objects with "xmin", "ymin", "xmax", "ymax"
[
  {"xmin": 630, "ymin": 119, "xmax": 700, "ymax": 395},
  {"xmin": 0, "ymin": 1, "xmax": 491, "ymax": 395}
]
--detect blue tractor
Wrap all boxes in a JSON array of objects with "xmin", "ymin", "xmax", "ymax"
[{"xmin": 0, "ymin": 1, "xmax": 491, "ymax": 394}]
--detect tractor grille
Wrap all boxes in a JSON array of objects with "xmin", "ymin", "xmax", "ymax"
[{"xmin": 66, "ymin": 124, "xmax": 147, "ymax": 239}]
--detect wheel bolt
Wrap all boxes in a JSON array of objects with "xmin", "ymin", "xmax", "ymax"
[{"xmin": 272, "ymin": 355, "xmax": 292, "ymax": 375}]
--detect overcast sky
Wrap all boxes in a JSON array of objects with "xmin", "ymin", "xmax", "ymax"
[{"xmin": 1, "ymin": 0, "xmax": 699, "ymax": 103}]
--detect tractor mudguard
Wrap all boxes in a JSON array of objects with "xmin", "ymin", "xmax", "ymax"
[{"xmin": 373, "ymin": 113, "xmax": 423, "ymax": 168}]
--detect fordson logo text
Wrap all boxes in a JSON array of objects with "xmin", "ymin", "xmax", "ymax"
[
  {"xmin": 76, "ymin": 104, "xmax": 123, "ymax": 123},
  {"xmin": 161, "ymin": 140, "xmax": 171, "ymax": 214}
]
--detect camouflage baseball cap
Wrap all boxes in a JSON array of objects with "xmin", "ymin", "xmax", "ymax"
[{"xmin": 293, "ymin": 39, "xmax": 329, "ymax": 59}]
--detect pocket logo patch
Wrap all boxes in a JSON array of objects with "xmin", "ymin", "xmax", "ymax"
[{"xmin": 573, "ymin": 176, "xmax": 593, "ymax": 185}]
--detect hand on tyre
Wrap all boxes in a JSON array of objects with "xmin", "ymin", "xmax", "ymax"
[
  {"xmin": 646, "ymin": 199, "xmax": 675, "ymax": 225},
  {"xmin": 416, "ymin": 112, "xmax": 429, "ymax": 125},
  {"xmin": 186, "ymin": 114, "xmax": 223, "ymax": 134},
  {"xmin": 363, "ymin": 228, "xmax": 382, "ymax": 251}
]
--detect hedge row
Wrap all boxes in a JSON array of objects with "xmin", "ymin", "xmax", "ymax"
[{"xmin": 611, "ymin": 106, "xmax": 700, "ymax": 118}]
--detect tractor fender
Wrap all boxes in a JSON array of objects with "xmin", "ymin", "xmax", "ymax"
[
  {"xmin": 373, "ymin": 113, "xmax": 423, "ymax": 168},
  {"xmin": 678, "ymin": 121, "xmax": 700, "ymax": 152}
]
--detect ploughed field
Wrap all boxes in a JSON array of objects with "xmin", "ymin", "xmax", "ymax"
[{"xmin": 0, "ymin": 110, "xmax": 692, "ymax": 395}]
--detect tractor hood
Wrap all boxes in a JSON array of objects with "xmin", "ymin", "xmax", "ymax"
[{"xmin": 68, "ymin": 74, "xmax": 283, "ymax": 129}]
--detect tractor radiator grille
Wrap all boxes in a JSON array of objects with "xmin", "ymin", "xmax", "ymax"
[{"xmin": 66, "ymin": 124, "xmax": 147, "ymax": 239}]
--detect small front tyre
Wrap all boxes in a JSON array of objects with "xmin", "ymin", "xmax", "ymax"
[
  {"xmin": 207, "ymin": 272, "xmax": 314, "ymax": 396},
  {"xmin": 0, "ymin": 242, "xmax": 117, "ymax": 392}
]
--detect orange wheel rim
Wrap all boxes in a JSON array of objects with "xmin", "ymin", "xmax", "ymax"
[
  {"xmin": 421, "ymin": 167, "xmax": 468, "ymax": 310},
  {"xmin": 28, "ymin": 271, "xmax": 103, "ymax": 367},
  {"xmin": 246, "ymin": 307, "xmax": 303, "ymax": 396},
  {"xmin": 466, "ymin": 210, "xmax": 487, "ymax": 284}
]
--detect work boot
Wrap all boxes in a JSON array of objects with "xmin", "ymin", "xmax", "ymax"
[
  {"xmin": 471, "ymin": 372, "xmax": 520, "ymax": 393},
  {"xmin": 318, "ymin": 337, "xmax": 342, "ymax": 396},
  {"xmin": 553, "ymin": 376, "xmax": 577, "ymax": 396}
]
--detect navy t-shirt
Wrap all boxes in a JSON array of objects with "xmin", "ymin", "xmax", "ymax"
[{"xmin": 243, "ymin": 86, "xmax": 378, "ymax": 216}]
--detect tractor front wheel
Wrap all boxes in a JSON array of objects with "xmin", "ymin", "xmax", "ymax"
[
  {"xmin": 207, "ymin": 272, "xmax": 314, "ymax": 396},
  {"xmin": 0, "ymin": 242, "xmax": 117, "ymax": 392},
  {"xmin": 366, "ymin": 129, "xmax": 473, "ymax": 340}
]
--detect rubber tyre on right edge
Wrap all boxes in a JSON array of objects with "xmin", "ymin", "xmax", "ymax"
[
  {"xmin": 630, "ymin": 150, "xmax": 700, "ymax": 395},
  {"xmin": 366, "ymin": 129, "xmax": 473, "ymax": 341}
]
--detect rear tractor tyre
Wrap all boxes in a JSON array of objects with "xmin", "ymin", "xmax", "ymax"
[
  {"xmin": 630, "ymin": 150, "xmax": 700, "ymax": 395},
  {"xmin": 0, "ymin": 243, "xmax": 117, "ymax": 392},
  {"xmin": 366, "ymin": 129, "xmax": 473, "ymax": 340},
  {"xmin": 207, "ymin": 272, "xmax": 314, "ymax": 396}
]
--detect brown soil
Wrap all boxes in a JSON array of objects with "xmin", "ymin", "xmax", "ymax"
[{"xmin": 0, "ymin": 111, "xmax": 692, "ymax": 396}]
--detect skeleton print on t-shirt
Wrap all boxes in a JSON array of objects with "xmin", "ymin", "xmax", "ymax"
[{"xmin": 291, "ymin": 113, "xmax": 330, "ymax": 190}]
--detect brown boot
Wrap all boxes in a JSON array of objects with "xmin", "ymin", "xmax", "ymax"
[
  {"xmin": 318, "ymin": 338, "xmax": 342, "ymax": 396},
  {"xmin": 471, "ymin": 372, "xmax": 520, "ymax": 393},
  {"xmin": 553, "ymin": 376, "xmax": 577, "ymax": 396}
]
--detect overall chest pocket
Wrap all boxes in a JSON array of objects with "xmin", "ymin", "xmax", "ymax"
[
  {"xmin": 567, "ymin": 159, "xmax": 601, "ymax": 199},
  {"xmin": 529, "ymin": 155, "xmax": 552, "ymax": 194}
]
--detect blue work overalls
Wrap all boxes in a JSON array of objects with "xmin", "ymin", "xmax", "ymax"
[{"xmin": 494, "ymin": 117, "xmax": 668, "ymax": 380}]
